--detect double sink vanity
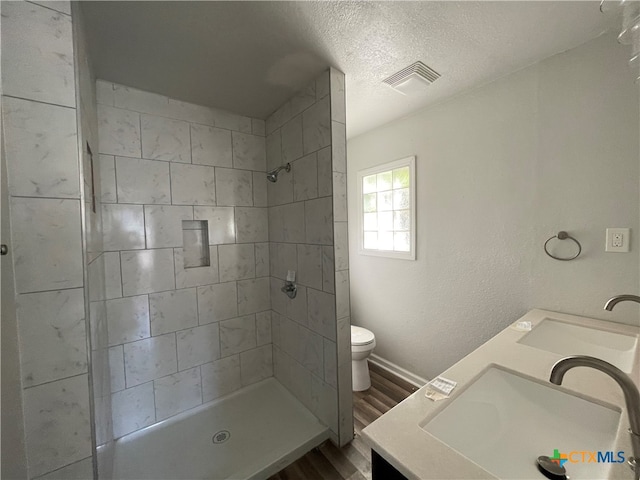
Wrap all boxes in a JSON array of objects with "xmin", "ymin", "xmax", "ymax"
[{"xmin": 362, "ymin": 308, "xmax": 640, "ymax": 480}]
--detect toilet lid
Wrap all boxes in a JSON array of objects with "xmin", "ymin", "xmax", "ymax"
[{"xmin": 351, "ymin": 326, "xmax": 375, "ymax": 346}]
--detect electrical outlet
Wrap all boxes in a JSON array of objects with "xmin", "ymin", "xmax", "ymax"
[
  {"xmin": 606, "ymin": 228, "xmax": 630, "ymax": 253},
  {"xmin": 612, "ymin": 233, "xmax": 623, "ymax": 247}
]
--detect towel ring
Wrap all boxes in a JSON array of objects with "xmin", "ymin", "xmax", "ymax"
[{"xmin": 544, "ymin": 231, "xmax": 582, "ymax": 261}]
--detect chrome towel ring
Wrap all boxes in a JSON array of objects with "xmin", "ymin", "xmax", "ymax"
[{"xmin": 544, "ymin": 231, "xmax": 582, "ymax": 261}]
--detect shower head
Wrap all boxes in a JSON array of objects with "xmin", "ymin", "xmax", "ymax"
[{"xmin": 266, "ymin": 163, "xmax": 291, "ymax": 183}]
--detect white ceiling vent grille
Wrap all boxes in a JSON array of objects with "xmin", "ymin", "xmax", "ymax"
[{"xmin": 383, "ymin": 61, "xmax": 441, "ymax": 95}]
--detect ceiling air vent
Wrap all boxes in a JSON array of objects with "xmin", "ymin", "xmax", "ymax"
[{"xmin": 383, "ymin": 61, "xmax": 440, "ymax": 95}]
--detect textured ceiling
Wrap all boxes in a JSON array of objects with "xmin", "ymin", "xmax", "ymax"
[{"xmin": 81, "ymin": 1, "xmax": 617, "ymax": 138}]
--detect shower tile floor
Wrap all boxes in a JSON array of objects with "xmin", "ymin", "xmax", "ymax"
[
  {"xmin": 270, "ymin": 363, "xmax": 417, "ymax": 480},
  {"xmin": 112, "ymin": 378, "xmax": 329, "ymax": 480}
]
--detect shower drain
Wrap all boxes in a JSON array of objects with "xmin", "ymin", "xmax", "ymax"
[{"xmin": 212, "ymin": 430, "xmax": 231, "ymax": 444}]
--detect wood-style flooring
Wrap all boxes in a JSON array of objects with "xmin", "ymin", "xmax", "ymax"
[{"xmin": 269, "ymin": 363, "xmax": 418, "ymax": 480}]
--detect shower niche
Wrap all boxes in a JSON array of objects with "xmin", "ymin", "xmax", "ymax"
[{"xmin": 182, "ymin": 220, "xmax": 211, "ymax": 268}]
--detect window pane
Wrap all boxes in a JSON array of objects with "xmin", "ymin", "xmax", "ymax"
[
  {"xmin": 364, "ymin": 212, "xmax": 377, "ymax": 231},
  {"xmin": 364, "ymin": 231, "xmax": 378, "ymax": 250},
  {"xmin": 378, "ymin": 231, "xmax": 393, "ymax": 250},
  {"xmin": 363, "ymin": 174, "xmax": 377, "ymax": 194},
  {"xmin": 376, "ymin": 171, "xmax": 392, "ymax": 192},
  {"xmin": 378, "ymin": 191, "xmax": 393, "ymax": 211},
  {"xmin": 394, "ymin": 210, "xmax": 410, "ymax": 231},
  {"xmin": 393, "ymin": 188, "xmax": 410, "ymax": 210},
  {"xmin": 363, "ymin": 193, "xmax": 377, "ymax": 212},
  {"xmin": 393, "ymin": 166, "xmax": 410, "ymax": 188},
  {"xmin": 394, "ymin": 232, "xmax": 410, "ymax": 252},
  {"xmin": 378, "ymin": 211, "xmax": 393, "ymax": 231},
  {"xmin": 360, "ymin": 159, "xmax": 414, "ymax": 257}
]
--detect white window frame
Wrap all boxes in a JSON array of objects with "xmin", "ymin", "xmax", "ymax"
[{"xmin": 357, "ymin": 155, "xmax": 416, "ymax": 260}]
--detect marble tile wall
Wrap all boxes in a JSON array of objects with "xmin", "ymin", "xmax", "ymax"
[
  {"xmin": 328, "ymin": 69, "xmax": 354, "ymax": 447},
  {"xmin": 267, "ymin": 69, "xmax": 351, "ymax": 445},
  {"xmin": 1, "ymin": 2, "xmax": 96, "ymax": 478},
  {"xmin": 97, "ymin": 80, "xmax": 272, "ymax": 438}
]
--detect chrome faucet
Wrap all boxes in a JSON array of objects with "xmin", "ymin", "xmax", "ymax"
[
  {"xmin": 550, "ymin": 356, "xmax": 640, "ymax": 479},
  {"xmin": 604, "ymin": 295, "xmax": 640, "ymax": 311}
]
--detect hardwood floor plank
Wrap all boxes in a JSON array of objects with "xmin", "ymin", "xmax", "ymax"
[
  {"xmin": 353, "ymin": 399, "xmax": 382, "ymax": 428},
  {"xmin": 341, "ymin": 441, "xmax": 372, "ymax": 479},
  {"xmin": 369, "ymin": 371, "xmax": 410, "ymax": 403},
  {"xmin": 355, "ymin": 396, "xmax": 385, "ymax": 422},
  {"xmin": 351, "ymin": 434, "xmax": 372, "ymax": 461},
  {"xmin": 361, "ymin": 392, "xmax": 393, "ymax": 415},
  {"xmin": 346, "ymin": 472, "xmax": 368, "ymax": 480},
  {"xmin": 319, "ymin": 442, "xmax": 358, "ymax": 479},
  {"xmin": 353, "ymin": 390, "xmax": 367, "ymax": 402},
  {"xmin": 353, "ymin": 416, "xmax": 367, "ymax": 436},
  {"xmin": 306, "ymin": 448, "xmax": 344, "ymax": 479},
  {"xmin": 370, "ymin": 369, "xmax": 412, "ymax": 397},
  {"xmin": 297, "ymin": 455, "xmax": 327, "ymax": 480},
  {"xmin": 365, "ymin": 385, "xmax": 399, "ymax": 410},
  {"xmin": 269, "ymin": 366, "xmax": 413, "ymax": 480},
  {"xmin": 278, "ymin": 460, "xmax": 308, "ymax": 480},
  {"xmin": 369, "ymin": 363, "xmax": 418, "ymax": 395}
]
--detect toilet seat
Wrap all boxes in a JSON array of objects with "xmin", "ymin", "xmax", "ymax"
[{"xmin": 351, "ymin": 325, "xmax": 375, "ymax": 346}]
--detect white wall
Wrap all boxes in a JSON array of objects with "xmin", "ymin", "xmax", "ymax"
[{"xmin": 347, "ymin": 33, "xmax": 640, "ymax": 380}]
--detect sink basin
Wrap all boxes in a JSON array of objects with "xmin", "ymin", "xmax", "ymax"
[
  {"xmin": 421, "ymin": 366, "xmax": 621, "ymax": 479},
  {"xmin": 517, "ymin": 319, "xmax": 638, "ymax": 373}
]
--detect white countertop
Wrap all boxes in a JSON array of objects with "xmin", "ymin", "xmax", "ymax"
[{"xmin": 361, "ymin": 309, "xmax": 640, "ymax": 479}]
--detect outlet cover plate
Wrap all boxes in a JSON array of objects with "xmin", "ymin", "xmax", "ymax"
[{"xmin": 606, "ymin": 228, "xmax": 630, "ymax": 253}]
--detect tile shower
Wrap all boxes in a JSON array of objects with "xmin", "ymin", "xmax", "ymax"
[
  {"xmin": 96, "ymin": 78, "xmax": 274, "ymax": 438},
  {"xmin": 1, "ymin": 2, "xmax": 351, "ymax": 477}
]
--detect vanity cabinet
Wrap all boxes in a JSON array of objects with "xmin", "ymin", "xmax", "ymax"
[{"xmin": 372, "ymin": 450, "xmax": 408, "ymax": 480}]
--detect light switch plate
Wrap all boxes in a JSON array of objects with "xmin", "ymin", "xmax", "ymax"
[{"xmin": 605, "ymin": 228, "xmax": 630, "ymax": 253}]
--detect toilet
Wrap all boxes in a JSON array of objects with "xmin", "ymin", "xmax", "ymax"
[{"xmin": 351, "ymin": 325, "xmax": 376, "ymax": 391}]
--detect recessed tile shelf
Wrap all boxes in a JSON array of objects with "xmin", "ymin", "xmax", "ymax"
[{"xmin": 182, "ymin": 220, "xmax": 210, "ymax": 268}]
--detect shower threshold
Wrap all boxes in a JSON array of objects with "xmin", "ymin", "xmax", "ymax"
[{"xmin": 112, "ymin": 378, "xmax": 329, "ymax": 479}]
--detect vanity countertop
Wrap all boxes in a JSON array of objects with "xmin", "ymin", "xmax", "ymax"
[{"xmin": 361, "ymin": 309, "xmax": 640, "ymax": 480}]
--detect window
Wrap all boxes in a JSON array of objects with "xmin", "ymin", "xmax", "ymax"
[{"xmin": 357, "ymin": 156, "xmax": 416, "ymax": 260}]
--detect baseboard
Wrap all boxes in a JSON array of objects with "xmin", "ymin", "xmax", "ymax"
[{"xmin": 368, "ymin": 354, "xmax": 429, "ymax": 388}]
